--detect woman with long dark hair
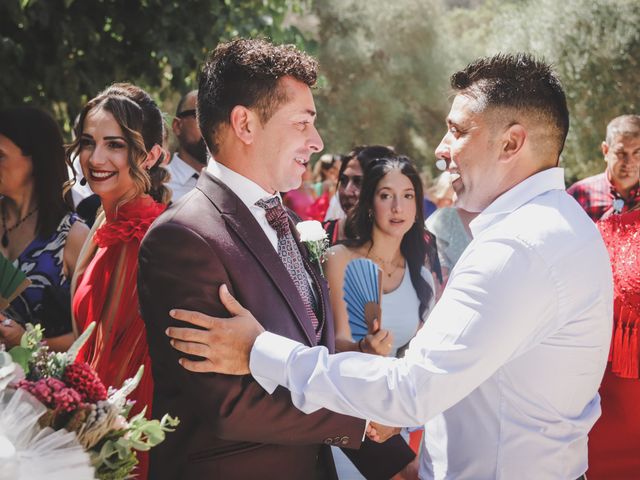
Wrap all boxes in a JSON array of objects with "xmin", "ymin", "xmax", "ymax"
[
  {"xmin": 325, "ymin": 154, "xmax": 434, "ymax": 479},
  {"xmin": 0, "ymin": 106, "xmax": 88, "ymax": 351},
  {"xmin": 68, "ymin": 83, "xmax": 170, "ymax": 480},
  {"xmin": 325, "ymin": 154, "xmax": 435, "ymax": 356}
]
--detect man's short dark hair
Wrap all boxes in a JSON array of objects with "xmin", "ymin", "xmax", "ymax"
[
  {"xmin": 198, "ymin": 38, "xmax": 318, "ymax": 154},
  {"xmin": 451, "ymin": 53, "xmax": 569, "ymax": 155}
]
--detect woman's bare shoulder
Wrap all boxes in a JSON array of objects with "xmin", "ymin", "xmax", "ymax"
[{"xmin": 325, "ymin": 244, "xmax": 361, "ymax": 272}]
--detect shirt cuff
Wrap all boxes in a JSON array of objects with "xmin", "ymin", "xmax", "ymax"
[
  {"xmin": 363, "ymin": 420, "xmax": 370, "ymax": 441},
  {"xmin": 250, "ymin": 331, "xmax": 302, "ymax": 394}
]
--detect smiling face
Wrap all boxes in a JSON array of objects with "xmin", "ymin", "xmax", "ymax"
[
  {"xmin": 78, "ymin": 108, "xmax": 137, "ymax": 208},
  {"xmin": 251, "ymin": 76, "xmax": 324, "ymax": 193},
  {"xmin": 434, "ymin": 94, "xmax": 503, "ymax": 212},
  {"xmin": 0, "ymin": 134, "xmax": 33, "ymax": 196},
  {"xmin": 604, "ymin": 134, "xmax": 640, "ymax": 191},
  {"xmin": 371, "ymin": 168, "xmax": 417, "ymax": 239}
]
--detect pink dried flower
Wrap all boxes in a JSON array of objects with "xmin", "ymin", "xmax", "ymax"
[{"xmin": 17, "ymin": 377, "xmax": 84, "ymax": 413}]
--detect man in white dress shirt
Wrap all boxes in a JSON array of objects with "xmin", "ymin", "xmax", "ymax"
[
  {"xmin": 166, "ymin": 53, "xmax": 613, "ymax": 479},
  {"xmin": 166, "ymin": 90, "xmax": 208, "ymax": 201}
]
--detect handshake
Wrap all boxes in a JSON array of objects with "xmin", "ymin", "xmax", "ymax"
[
  {"xmin": 366, "ymin": 421, "xmax": 401, "ymax": 443},
  {"xmin": 366, "ymin": 422, "xmax": 420, "ymax": 480}
]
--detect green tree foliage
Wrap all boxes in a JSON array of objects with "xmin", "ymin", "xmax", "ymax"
[
  {"xmin": 313, "ymin": 0, "xmax": 639, "ymax": 180},
  {"xmin": 0, "ymin": 0, "xmax": 308, "ymax": 132},
  {"xmin": 3, "ymin": 0, "xmax": 637, "ymax": 182},
  {"xmin": 484, "ymin": 0, "xmax": 640, "ymax": 182},
  {"xmin": 313, "ymin": 0, "xmax": 451, "ymax": 167}
]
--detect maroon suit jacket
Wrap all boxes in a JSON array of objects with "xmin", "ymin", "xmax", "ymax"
[{"xmin": 138, "ymin": 172, "xmax": 414, "ymax": 479}]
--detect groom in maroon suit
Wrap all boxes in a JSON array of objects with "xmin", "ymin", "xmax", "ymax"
[{"xmin": 138, "ymin": 39, "xmax": 415, "ymax": 479}]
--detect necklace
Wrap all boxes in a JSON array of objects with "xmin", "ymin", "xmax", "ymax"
[
  {"xmin": 366, "ymin": 249, "xmax": 405, "ymax": 278},
  {"xmin": 1, "ymin": 202, "xmax": 38, "ymax": 248}
]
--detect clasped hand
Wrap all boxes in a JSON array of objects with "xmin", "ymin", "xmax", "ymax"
[
  {"xmin": 366, "ymin": 421, "xmax": 401, "ymax": 443},
  {"xmin": 0, "ymin": 313, "xmax": 25, "ymax": 349}
]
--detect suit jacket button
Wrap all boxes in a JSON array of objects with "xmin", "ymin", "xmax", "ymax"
[
  {"xmin": 340, "ymin": 436, "xmax": 350, "ymax": 446},
  {"xmin": 323, "ymin": 437, "xmax": 333, "ymax": 445}
]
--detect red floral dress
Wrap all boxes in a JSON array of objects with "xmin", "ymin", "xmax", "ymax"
[
  {"xmin": 73, "ymin": 196, "xmax": 165, "ymax": 480},
  {"xmin": 589, "ymin": 210, "xmax": 640, "ymax": 479}
]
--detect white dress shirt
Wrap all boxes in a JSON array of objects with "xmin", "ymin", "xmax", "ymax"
[
  {"xmin": 324, "ymin": 192, "xmax": 346, "ymax": 221},
  {"xmin": 206, "ymin": 160, "xmax": 280, "ymax": 251},
  {"xmin": 207, "ymin": 161, "xmax": 321, "ymax": 304},
  {"xmin": 249, "ymin": 168, "xmax": 613, "ymax": 480},
  {"xmin": 69, "ymin": 155, "xmax": 94, "ymax": 206},
  {"xmin": 167, "ymin": 153, "xmax": 200, "ymax": 202}
]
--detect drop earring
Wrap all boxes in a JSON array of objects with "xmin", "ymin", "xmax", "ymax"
[{"xmin": 79, "ymin": 177, "xmax": 87, "ymax": 186}]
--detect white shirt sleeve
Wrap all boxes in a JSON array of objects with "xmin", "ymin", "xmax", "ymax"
[{"xmin": 250, "ymin": 235, "xmax": 558, "ymax": 427}]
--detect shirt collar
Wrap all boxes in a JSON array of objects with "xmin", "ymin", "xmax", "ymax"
[
  {"xmin": 605, "ymin": 168, "xmax": 640, "ymax": 199},
  {"xmin": 206, "ymin": 159, "xmax": 280, "ymax": 210},
  {"xmin": 170, "ymin": 153, "xmax": 200, "ymax": 183},
  {"xmin": 470, "ymin": 167, "xmax": 566, "ymax": 237}
]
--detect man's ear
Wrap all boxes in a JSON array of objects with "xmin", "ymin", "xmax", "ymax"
[
  {"xmin": 601, "ymin": 141, "xmax": 609, "ymax": 159},
  {"xmin": 144, "ymin": 144, "xmax": 165, "ymax": 169},
  {"xmin": 498, "ymin": 123, "xmax": 526, "ymax": 163},
  {"xmin": 229, "ymin": 106, "xmax": 257, "ymax": 146},
  {"xmin": 172, "ymin": 117, "xmax": 181, "ymax": 136}
]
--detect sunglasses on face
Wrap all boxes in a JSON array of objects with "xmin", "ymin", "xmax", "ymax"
[
  {"xmin": 339, "ymin": 174, "xmax": 363, "ymax": 189},
  {"xmin": 176, "ymin": 109, "xmax": 196, "ymax": 119}
]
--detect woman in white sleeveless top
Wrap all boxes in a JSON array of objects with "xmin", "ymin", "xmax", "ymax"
[{"xmin": 324, "ymin": 155, "xmax": 437, "ymax": 478}]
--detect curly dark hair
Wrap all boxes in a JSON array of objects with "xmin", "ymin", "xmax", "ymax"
[
  {"xmin": 345, "ymin": 155, "xmax": 434, "ymax": 319},
  {"xmin": 198, "ymin": 38, "xmax": 318, "ymax": 155},
  {"xmin": 66, "ymin": 83, "xmax": 170, "ymax": 206},
  {"xmin": 451, "ymin": 52, "xmax": 569, "ymax": 155}
]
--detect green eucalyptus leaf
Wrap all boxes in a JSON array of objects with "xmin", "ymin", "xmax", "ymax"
[{"xmin": 8, "ymin": 346, "xmax": 30, "ymax": 373}]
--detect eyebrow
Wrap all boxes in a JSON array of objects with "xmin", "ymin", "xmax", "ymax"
[
  {"xmin": 378, "ymin": 186, "xmax": 416, "ymax": 191},
  {"xmin": 81, "ymin": 133, "xmax": 126, "ymax": 141}
]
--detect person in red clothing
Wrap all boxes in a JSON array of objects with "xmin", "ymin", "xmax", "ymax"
[
  {"xmin": 567, "ymin": 115, "xmax": 640, "ymax": 221},
  {"xmin": 67, "ymin": 83, "xmax": 170, "ymax": 480},
  {"xmin": 590, "ymin": 208, "xmax": 640, "ymax": 479},
  {"xmin": 283, "ymin": 161, "xmax": 315, "ymax": 219}
]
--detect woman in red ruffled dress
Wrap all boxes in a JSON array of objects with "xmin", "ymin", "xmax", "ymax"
[
  {"xmin": 589, "ymin": 209, "xmax": 640, "ymax": 479},
  {"xmin": 67, "ymin": 83, "xmax": 170, "ymax": 479}
]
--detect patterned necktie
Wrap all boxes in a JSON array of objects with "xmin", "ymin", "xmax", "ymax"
[{"xmin": 255, "ymin": 196, "xmax": 322, "ymax": 341}]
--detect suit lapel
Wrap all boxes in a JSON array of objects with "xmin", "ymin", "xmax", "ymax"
[{"xmin": 196, "ymin": 172, "xmax": 316, "ymax": 345}]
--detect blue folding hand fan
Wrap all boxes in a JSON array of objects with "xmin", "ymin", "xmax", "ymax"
[{"xmin": 343, "ymin": 258, "xmax": 382, "ymax": 341}]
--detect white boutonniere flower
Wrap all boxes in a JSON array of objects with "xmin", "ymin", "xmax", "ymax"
[{"xmin": 296, "ymin": 220, "xmax": 329, "ymax": 272}]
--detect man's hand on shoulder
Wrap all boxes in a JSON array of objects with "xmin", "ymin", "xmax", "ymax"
[{"xmin": 166, "ymin": 284, "xmax": 265, "ymax": 375}]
